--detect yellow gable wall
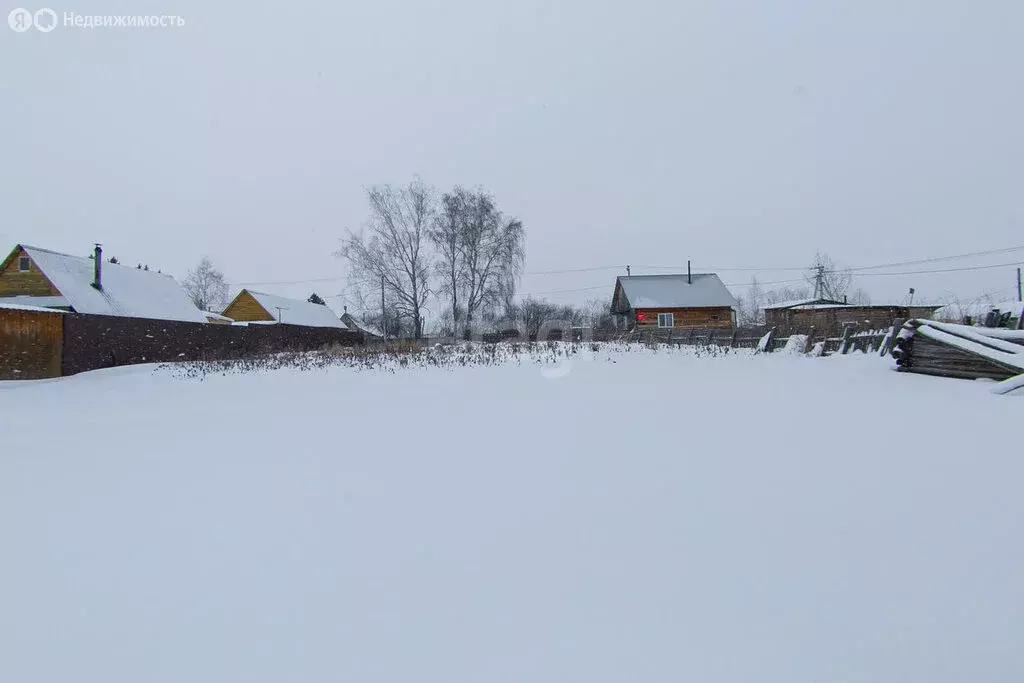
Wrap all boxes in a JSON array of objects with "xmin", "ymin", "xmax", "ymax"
[
  {"xmin": 222, "ymin": 290, "xmax": 275, "ymax": 322},
  {"xmin": 0, "ymin": 247, "xmax": 61, "ymax": 297}
]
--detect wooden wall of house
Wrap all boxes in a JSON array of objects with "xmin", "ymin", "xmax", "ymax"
[
  {"xmin": 833, "ymin": 307, "xmax": 902, "ymax": 330},
  {"xmin": 634, "ymin": 307, "xmax": 733, "ymax": 329},
  {"xmin": 767, "ymin": 306, "xmax": 910, "ymax": 334},
  {"xmin": 0, "ymin": 247, "xmax": 61, "ymax": 297},
  {"xmin": 0, "ymin": 308, "xmax": 63, "ymax": 379},
  {"xmin": 765, "ymin": 308, "xmax": 835, "ymax": 332},
  {"xmin": 222, "ymin": 290, "xmax": 274, "ymax": 322}
]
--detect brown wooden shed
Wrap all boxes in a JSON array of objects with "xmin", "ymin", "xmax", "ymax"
[{"xmin": 765, "ymin": 298, "xmax": 942, "ymax": 334}]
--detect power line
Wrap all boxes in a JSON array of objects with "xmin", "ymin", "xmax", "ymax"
[
  {"xmin": 849, "ymin": 245, "xmax": 1024, "ymax": 272},
  {"xmin": 230, "ymin": 275, "xmax": 350, "ymax": 287},
  {"xmin": 849, "ymin": 260, "xmax": 1024, "ymax": 277},
  {"xmin": 610, "ymin": 245, "xmax": 1024, "ymax": 277},
  {"xmin": 520, "ymin": 261, "xmax": 1024, "ymax": 298},
  {"xmin": 520, "ymin": 284, "xmax": 610, "ymax": 297},
  {"xmin": 526, "ymin": 265, "xmax": 624, "ymax": 275},
  {"xmin": 225, "ymin": 244, "xmax": 1024, "ymax": 291}
]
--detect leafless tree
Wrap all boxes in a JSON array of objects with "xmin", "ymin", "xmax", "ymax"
[
  {"xmin": 432, "ymin": 304, "xmax": 467, "ymax": 338},
  {"xmin": 847, "ymin": 288, "xmax": 871, "ymax": 305},
  {"xmin": 935, "ymin": 290, "xmax": 1002, "ymax": 324},
  {"xmin": 763, "ymin": 285, "xmax": 812, "ymax": 306},
  {"xmin": 460, "ymin": 189, "xmax": 526, "ymax": 334},
  {"xmin": 805, "ymin": 252, "xmax": 854, "ymax": 301},
  {"xmin": 581, "ymin": 298, "xmax": 617, "ymax": 330},
  {"xmin": 343, "ymin": 287, "xmax": 411, "ymax": 339},
  {"xmin": 736, "ymin": 276, "xmax": 766, "ymax": 326},
  {"xmin": 338, "ymin": 180, "xmax": 433, "ymax": 338},
  {"xmin": 429, "ymin": 187, "xmax": 469, "ymax": 336},
  {"xmin": 183, "ymin": 257, "xmax": 229, "ymax": 312},
  {"xmin": 513, "ymin": 297, "xmax": 560, "ymax": 337}
]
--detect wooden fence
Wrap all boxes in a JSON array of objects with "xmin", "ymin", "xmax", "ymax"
[
  {"xmin": 628, "ymin": 322, "xmax": 899, "ymax": 357},
  {"xmin": 1, "ymin": 308, "xmax": 362, "ymax": 380}
]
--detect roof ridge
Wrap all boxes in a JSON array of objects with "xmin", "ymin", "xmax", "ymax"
[
  {"xmin": 250, "ymin": 290, "xmax": 317, "ymax": 303},
  {"xmin": 21, "ymin": 244, "xmax": 175, "ymax": 278},
  {"xmin": 618, "ymin": 273, "xmax": 715, "ymax": 278},
  {"xmin": 20, "ymin": 244, "xmax": 87, "ymax": 260}
]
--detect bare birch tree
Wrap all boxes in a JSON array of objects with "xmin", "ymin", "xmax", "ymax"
[
  {"xmin": 337, "ymin": 180, "xmax": 433, "ymax": 338},
  {"xmin": 183, "ymin": 257, "xmax": 229, "ymax": 312},
  {"xmin": 763, "ymin": 285, "xmax": 812, "ymax": 306},
  {"xmin": 429, "ymin": 187, "xmax": 469, "ymax": 337},
  {"xmin": 460, "ymin": 189, "xmax": 525, "ymax": 334},
  {"xmin": 736, "ymin": 276, "xmax": 766, "ymax": 326}
]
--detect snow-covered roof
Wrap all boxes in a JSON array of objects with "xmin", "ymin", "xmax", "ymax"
[
  {"xmin": 614, "ymin": 274, "xmax": 737, "ymax": 310},
  {"xmin": 789, "ymin": 303, "xmax": 852, "ymax": 310},
  {"xmin": 340, "ymin": 312, "xmax": 383, "ymax": 338},
  {"xmin": 203, "ymin": 310, "xmax": 233, "ymax": 322},
  {"xmin": 243, "ymin": 290, "xmax": 348, "ymax": 328},
  {"xmin": 765, "ymin": 298, "xmax": 848, "ymax": 310},
  {"xmin": 14, "ymin": 245, "xmax": 207, "ymax": 323},
  {"xmin": 0, "ymin": 301, "xmax": 67, "ymax": 314}
]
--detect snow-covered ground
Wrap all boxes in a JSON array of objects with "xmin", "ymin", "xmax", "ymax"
[{"xmin": 1, "ymin": 347, "xmax": 1021, "ymax": 683}]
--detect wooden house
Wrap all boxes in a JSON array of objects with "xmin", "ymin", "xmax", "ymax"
[
  {"xmin": 764, "ymin": 298, "xmax": 942, "ymax": 334},
  {"xmin": 0, "ymin": 243, "xmax": 208, "ymax": 323},
  {"xmin": 611, "ymin": 273, "xmax": 737, "ymax": 330},
  {"xmin": 222, "ymin": 289, "xmax": 348, "ymax": 328}
]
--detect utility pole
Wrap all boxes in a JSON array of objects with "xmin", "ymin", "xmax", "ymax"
[
  {"xmin": 380, "ymin": 274, "xmax": 387, "ymax": 342},
  {"xmin": 813, "ymin": 265, "xmax": 824, "ymax": 299},
  {"xmin": 275, "ymin": 306, "xmax": 285, "ymax": 323},
  {"xmin": 1018, "ymin": 267, "xmax": 1022, "ymax": 302}
]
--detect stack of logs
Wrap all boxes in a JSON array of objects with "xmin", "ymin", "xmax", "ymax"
[{"xmin": 891, "ymin": 320, "xmax": 1024, "ymax": 382}]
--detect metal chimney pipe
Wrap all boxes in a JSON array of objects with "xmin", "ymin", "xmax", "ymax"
[
  {"xmin": 687, "ymin": 260, "xmax": 691, "ymax": 284},
  {"xmin": 92, "ymin": 243, "xmax": 102, "ymax": 290}
]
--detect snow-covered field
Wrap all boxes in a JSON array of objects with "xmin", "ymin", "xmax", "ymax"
[{"xmin": 1, "ymin": 346, "xmax": 1021, "ymax": 683}]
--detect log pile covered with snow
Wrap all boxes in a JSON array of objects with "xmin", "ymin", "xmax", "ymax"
[{"xmin": 891, "ymin": 319, "xmax": 1024, "ymax": 393}]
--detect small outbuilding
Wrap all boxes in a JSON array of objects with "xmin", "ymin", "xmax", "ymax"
[
  {"xmin": 764, "ymin": 298, "xmax": 942, "ymax": 334},
  {"xmin": 221, "ymin": 289, "xmax": 348, "ymax": 328},
  {"xmin": 611, "ymin": 273, "xmax": 737, "ymax": 330},
  {"xmin": 340, "ymin": 308, "xmax": 383, "ymax": 340}
]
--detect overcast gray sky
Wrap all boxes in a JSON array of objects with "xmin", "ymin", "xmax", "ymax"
[{"xmin": 2, "ymin": 0, "xmax": 1022, "ymax": 315}]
